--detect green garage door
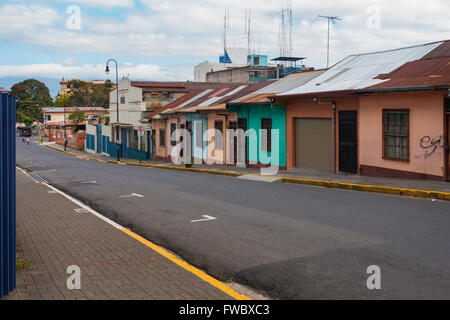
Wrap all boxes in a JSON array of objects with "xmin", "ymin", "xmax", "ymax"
[{"xmin": 295, "ymin": 118, "xmax": 332, "ymax": 172}]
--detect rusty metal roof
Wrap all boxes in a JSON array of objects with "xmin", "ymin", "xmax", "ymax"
[
  {"xmin": 278, "ymin": 40, "xmax": 447, "ymax": 97},
  {"xmin": 366, "ymin": 56, "xmax": 450, "ymax": 90},
  {"xmin": 131, "ymin": 81, "xmax": 187, "ymax": 89},
  {"xmin": 144, "ymin": 90, "xmax": 203, "ymax": 119}
]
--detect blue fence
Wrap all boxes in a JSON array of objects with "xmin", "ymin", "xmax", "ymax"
[{"xmin": 0, "ymin": 91, "xmax": 16, "ymax": 298}]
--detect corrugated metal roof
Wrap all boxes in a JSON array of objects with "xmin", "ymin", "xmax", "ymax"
[
  {"xmin": 279, "ymin": 41, "xmax": 444, "ymax": 97},
  {"xmin": 131, "ymin": 81, "xmax": 187, "ymax": 89},
  {"xmin": 232, "ymin": 70, "xmax": 326, "ymax": 103},
  {"xmin": 366, "ymin": 56, "xmax": 450, "ymax": 90},
  {"xmin": 421, "ymin": 40, "xmax": 450, "ymax": 59},
  {"xmin": 145, "ymin": 90, "xmax": 204, "ymax": 119},
  {"xmin": 161, "ymin": 90, "xmax": 214, "ymax": 114},
  {"xmin": 170, "ymin": 81, "xmax": 273, "ymax": 114},
  {"xmin": 43, "ymin": 107, "xmax": 107, "ymax": 113}
]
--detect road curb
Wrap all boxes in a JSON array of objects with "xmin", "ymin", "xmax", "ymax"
[
  {"xmin": 41, "ymin": 143, "xmax": 450, "ymax": 202},
  {"xmin": 16, "ymin": 165, "xmax": 250, "ymax": 301}
]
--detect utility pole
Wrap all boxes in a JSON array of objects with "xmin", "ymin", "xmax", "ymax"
[{"xmin": 317, "ymin": 15, "xmax": 342, "ymax": 68}]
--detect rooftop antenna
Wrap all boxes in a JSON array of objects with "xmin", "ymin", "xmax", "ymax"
[
  {"xmin": 278, "ymin": 1, "xmax": 293, "ymax": 66},
  {"xmin": 288, "ymin": 0, "xmax": 293, "ymax": 58},
  {"xmin": 247, "ymin": 9, "xmax": 251, "ymax": 56},
  {"xmin": 316, "ymin": 15, "xmax": 342, "ymax": 68},
  {"xmin": 223, "ymin": 6, "xmax": 230, "ymax": 54}
]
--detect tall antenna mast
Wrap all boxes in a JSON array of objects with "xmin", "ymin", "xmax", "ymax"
[
  {"xmin": 279, "ymin": 1, "xmax": 293, "ymax": 65},
  {"xmin": 223, "ymin": 7, "xmax": 230, "ymax": 54},
  {"xmin": 288, "ymin": 0, "xmax": 293, "ymax": 58},
  {"xmin": 317, "ymin": 15, "xmax": 342, "ymax": 68},
  {"xmin": 247, "ymin": 9, "xmax": 251, "ymax": 56}
]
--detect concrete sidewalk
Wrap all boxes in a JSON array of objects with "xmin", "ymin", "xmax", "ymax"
[
  {"xmin": 43, "ymin": 141, "xmax": 450, "ymax": 194},
  {"xmin": 3, "ymin": 169, "xmax": 242, "ymax": 300}
]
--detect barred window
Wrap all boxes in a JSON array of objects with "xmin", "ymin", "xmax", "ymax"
[
  {"xmin": 383, "ymin": 110, "xmax": 409, "ymax": 161},
  {"xmin": 159, "ymin": 129, "xmax": 165, "ymax": 147},
  {"xmin": 261, "ymin": 118, "xmax": 272, "ymax": 152},
  {"xmin": 214, "ymin": 121, "xmax": 223, "ymax": 150},
  {"xmin": 170, "ymin": 123, "xmax": 177, "ymax": 146},
  {"xmin": 129, "ymin": 129, "xmax": 139, "ymax": 150}
]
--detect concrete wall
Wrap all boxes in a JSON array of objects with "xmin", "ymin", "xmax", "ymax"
[
  {"xmin": 206, "ymin": 67, "xmax": 250, "ymax": 83},
  {"xmin": 109, "ymin": 78, "xmax": 146, "ymax": 126},
  {"xmin": 152, "ymin": 119, "xmax": 168, "ymax": 161},
  {"xmin": 206, "ymin": 111, "xmax": 238, "ymax": 165},
  {"xmin": 359, "ymin": 90, "xmax": 447, "ymax": 179},
  {"xmin": 194, "ymin": 62, "xmax": 245, "ymax": 82}
]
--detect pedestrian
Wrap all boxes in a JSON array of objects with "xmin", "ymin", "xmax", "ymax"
[
  {"xmin": 22, "ymin": 135, "xmax": 25, "ymax": 143},
  {"xmin": 26, "ymin": 137, "xmax": 30, "ymax": 145}
]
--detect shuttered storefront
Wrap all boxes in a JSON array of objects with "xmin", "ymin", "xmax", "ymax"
[{"xmin": 295, "ymin": 118, "xmax": 332, "ymax": 172}]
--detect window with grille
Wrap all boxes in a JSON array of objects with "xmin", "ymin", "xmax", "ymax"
[
  {"xmin": 383, "ymin": 110, "xmax": 409, "ymax": 161},
  {"xmin": 214, "ymin": 121, "xmax": 223, "ymax": 150},
  {"xmin": 159, "ymin": 129, "xmax": 165, "ymax": 147},
  {"xmin": 170, "ymin": 123, "xmax": 177, "ymax": 146},
  {"xmin": 120, "ymin": 96, "xmax": 126, "ymax": 104},
  {"xmin": 261, "ymin": 118, "xmax": 272, "ymax": 152},
  {"xmin": 129, "ymin": 129, "xmax": 139, "ymax": 149},
  {"xmin": 195, "ymin": 121, "xmax": 203, "ymax": 149}
]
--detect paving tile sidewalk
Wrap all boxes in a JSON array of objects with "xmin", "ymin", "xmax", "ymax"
[
  {"xmin": 3, "ymin": 169, "xmax": 233, "ymax": 300},
  {"xmin": 44, "ymin": 141, "xmax": 450, "ymax": 193}
]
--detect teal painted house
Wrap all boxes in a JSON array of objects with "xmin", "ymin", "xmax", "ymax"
[
  {"xmin": 227, "ymin": 70, "xmax": 326, "ymax": 169},
  {"xmin": 227, "ymin": 101, "xmax": 287, "ymax": 168}
]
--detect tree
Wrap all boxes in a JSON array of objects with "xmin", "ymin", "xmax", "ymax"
[
  {"xmin": 54, "ymin": 93, "xmax": 74, "ymax": 109},
  {"xmin": 21, "ymin": 115, "xmax": 34, "ymax": 127},
  {"xmin": 68, "ymin": 110, "xmax": 86, "ymax": 125},
  {"xmin": 11, "ymin": 79, "xmax": 53, "ymax": 122},
  {"xmin": 68, "ymin": 80, "xmax": 111, "ymax": 109}
]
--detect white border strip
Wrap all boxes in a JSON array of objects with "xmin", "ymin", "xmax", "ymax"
[
  {"xmin": 45, "ymin": 183, "xmax": 124, "ymax": 229},
  {"xmin": 18, "ymin": 166, "xmax": 124, "ymax": 230}
]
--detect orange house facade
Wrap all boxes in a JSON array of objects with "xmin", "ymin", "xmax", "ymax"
[{"xmin": 278, "ymin": 40, "xmax": 450, "ymax": 181}]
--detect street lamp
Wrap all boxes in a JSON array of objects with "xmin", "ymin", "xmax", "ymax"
[
  {"xmin": 106, "ymin": 59, "xmax": 120, "ymax": 162},
  {"xmin": 63, "ymin": 90, "xmax": 67, "ymax": 151}
]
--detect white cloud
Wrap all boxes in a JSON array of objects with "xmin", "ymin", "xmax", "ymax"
[
  {"xmin": 0, "ymin": 62, "xmax": 167, "ymax": 81},
  {"xmin": 0, "ymin": 0, "xmax": 449, "ymax": 80},
  {"xmin": 67, "ymin": 0, "xmax": 135, "ymax": 8}
]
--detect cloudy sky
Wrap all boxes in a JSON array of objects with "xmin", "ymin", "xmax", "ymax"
[{"xmin": 0, "ymin": 0, "xmax": 449, "ymax": 95}]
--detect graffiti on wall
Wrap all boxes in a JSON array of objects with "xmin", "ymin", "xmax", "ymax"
[{"xmin": 420, "ymin": 135, "xmax": 442, "ymax": 159}]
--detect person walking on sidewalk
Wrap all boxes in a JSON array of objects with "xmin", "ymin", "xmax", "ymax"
[
  {"xmin": 22, "ymin": 135, "xmax": 25, "ymax": 143},
  {"xmin": 26, "ymin": 137, "xmax": 30, "ymax": 145}
]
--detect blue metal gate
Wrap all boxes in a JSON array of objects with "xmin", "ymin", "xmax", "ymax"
[
  {"xmin": 0, "ymin": 91, "xmax": 16, "ymax": 298},
  {"xmin": 97, "ymin": 125, "xmax": 102, "ymax": 153}
]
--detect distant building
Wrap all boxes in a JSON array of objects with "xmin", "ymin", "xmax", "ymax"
[
  {"xmin": 194, "ymin": 48, "xmax": 249, "ymax": 82},
  {"xmin": 59, "ymin": 78, "xmax": 116, "ymax": 95},
  {"xmin": 194, "ymin": 62, "xmax": 246, "ymax": 82},
  {"xmin": 206, "ymin": 65, "xmax": 277, "ymax": 83}
]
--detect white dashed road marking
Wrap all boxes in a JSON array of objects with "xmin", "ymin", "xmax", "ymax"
[{"xmin": 191, "ymin": 215, "xmax": 217, "ymax": 223}]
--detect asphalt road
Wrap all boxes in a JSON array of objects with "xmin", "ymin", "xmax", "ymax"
[{"xmin": 16, "ymin": 138, "xmax": 450, "ymax": 299}]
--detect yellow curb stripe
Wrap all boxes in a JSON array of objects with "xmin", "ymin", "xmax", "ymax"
[
  {"xmin": 41, "ymin": 143, "xmax": 450, "ymax": 201},
  {"xmin": 281, "ymin": 177, "xmax": 450, "ymax": 201},
  {"xmin": 120, "ymin": 228, "xmax": 250, "ymax": 301}
]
